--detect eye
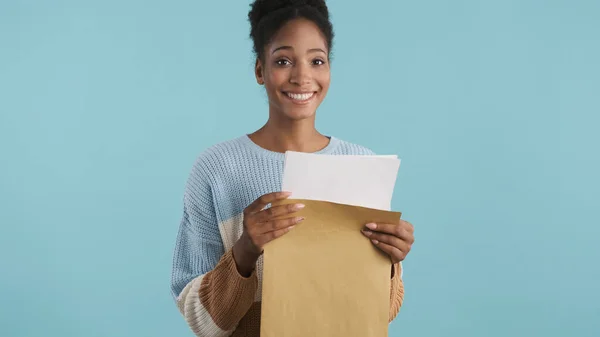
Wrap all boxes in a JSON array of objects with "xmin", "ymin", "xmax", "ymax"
[
  {"xmin": 275, "ymin": 59, "xmax": 291, "ymax": 66},
  {"xmin": 312, "ymin": 59, "xmax": 326, "ymax": 66}
]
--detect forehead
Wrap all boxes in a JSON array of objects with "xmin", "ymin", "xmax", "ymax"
[{"xmin": 268, "ymin": 18, "xmax": 328, "ymax": 52}]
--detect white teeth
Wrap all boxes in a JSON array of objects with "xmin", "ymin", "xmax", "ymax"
[{"xmin": 286, "ymin": 92, "xmax": 314, "ymax": 101}]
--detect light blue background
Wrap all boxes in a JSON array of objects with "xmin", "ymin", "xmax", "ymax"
[{"xmin": 1, "ymin": 0, "xmax": 598, "ymax": 336}]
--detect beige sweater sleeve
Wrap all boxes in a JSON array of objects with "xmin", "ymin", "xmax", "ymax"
[{"xmin": 177, "ymin": 249, "xmax": 258, "ymax": 337}]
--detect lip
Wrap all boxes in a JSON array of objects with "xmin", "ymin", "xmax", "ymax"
[{"xmin": 282, "ymin": 91, "xmax": 317, "ymax": 105}]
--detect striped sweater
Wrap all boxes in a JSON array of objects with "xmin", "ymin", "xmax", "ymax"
[{"xmin": 170, "ymin": 134, "xmax": 404, "ymax": 336}]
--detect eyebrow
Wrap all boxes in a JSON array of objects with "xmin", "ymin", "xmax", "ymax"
[{"xmin": 271, "ymin": 46, "xmax": 327, "ymax": 55}]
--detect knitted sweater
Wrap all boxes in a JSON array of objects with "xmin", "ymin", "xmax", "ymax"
[{"xmin": 170, "ymin": 134, "xmax": 405, "ymax": 337}]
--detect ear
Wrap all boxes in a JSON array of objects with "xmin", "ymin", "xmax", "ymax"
[{"xmin": 255, "ymin": 58, "xmax": 264, "ymax": 85}]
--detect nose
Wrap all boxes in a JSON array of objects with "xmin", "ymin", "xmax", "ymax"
[{"xmin": 290, "ymin": 62, "xmax": 311, "ymax": 86}]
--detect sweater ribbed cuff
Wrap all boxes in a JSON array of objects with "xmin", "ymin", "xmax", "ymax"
[{"xmin": 389, "ymin": 262, "xmax": 404, "ymax": 322}]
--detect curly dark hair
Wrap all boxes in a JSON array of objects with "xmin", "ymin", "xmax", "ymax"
[{"xmin": 248, "ymin": 0, "xmax": 334, "ymax": 61}]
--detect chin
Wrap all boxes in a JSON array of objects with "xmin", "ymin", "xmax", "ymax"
[{"xmin": 282, "ymin": 107, "xmax": 316, "ymax": 121}]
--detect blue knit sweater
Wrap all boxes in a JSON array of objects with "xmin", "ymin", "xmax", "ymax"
[{"xmin": 169, "ymin": 134, "xmax": 406, "ymax": 337}]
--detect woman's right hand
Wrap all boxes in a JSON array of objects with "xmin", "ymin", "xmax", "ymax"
[{"xmin": 232, "ymin": 191, "xmax": 305, "ymax": 277}]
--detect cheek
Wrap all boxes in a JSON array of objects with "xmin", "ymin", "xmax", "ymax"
[
  {"xmin": 266, "ymin": 68, "xmax": 289, "ymax": 88},
  {"xmin": 263, "ymin": 74, "xmax": 284, "ymax": 102},
  {"xmin": 317, "ymin": 70, "xmax": 331, "ymax": 91}
]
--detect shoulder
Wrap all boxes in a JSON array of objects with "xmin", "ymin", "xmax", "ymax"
[
  {"xmin": 187, "ymin": 136, "xmax": 249, "ymax": 183},
  {"xmin": 332, "ymin": 137, "xmax": 377, "ymax": 155}
]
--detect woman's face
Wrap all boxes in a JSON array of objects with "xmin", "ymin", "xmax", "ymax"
[{"xmin": 256, "ymin": 18, "xmax": 330, "ymax": 121}]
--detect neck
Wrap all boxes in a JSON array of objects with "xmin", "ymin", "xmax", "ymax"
[{"xmin": 249, "ymin": 113, "xmax": 329, "ymax": 153}]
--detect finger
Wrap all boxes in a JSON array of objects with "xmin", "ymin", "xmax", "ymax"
[
  {"xmin": 402, "ymin": 220, "xmax": 415, "ymax": 233},
  {"xmin": 369, "ymin": 240, "xmax": 406, "ymax": 264},
  {"xmin": 361, "ymin": 230, "xmax": 410, "ymax": 253},
  {"xmin": 254, "ymin": 202, "xmax": 305, "ymax": 223},
  {"xmin": 260, "ymin": 224, "xmax": 297, "ymax": 245},
  {"xmin": 245, "ymin": 191, "xmax": 292, "ymax": 215},
  {"xmin": 261, "ymin": 216, "xmax": 305, "ymax": 233},
  {"xmin": 364, "ymin": 222, "xmax": 414, "ymax": 243}
]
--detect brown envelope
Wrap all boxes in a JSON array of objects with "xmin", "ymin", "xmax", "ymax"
[{"xmin": 261, "ymin": 199, "xmax": 402, "ymax": 337}]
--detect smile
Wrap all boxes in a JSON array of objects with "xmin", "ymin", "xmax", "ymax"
[{"xmin": 283, "ymin": 91, "xmax": 316, "ymax": 103}]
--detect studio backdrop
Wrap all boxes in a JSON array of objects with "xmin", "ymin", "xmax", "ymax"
[{"xmin": 1, "ymin": 0, "xmax": 598, "ymax": 336}]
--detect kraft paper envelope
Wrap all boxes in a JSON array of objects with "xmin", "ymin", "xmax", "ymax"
[{"xmin": 261, "ymin": 199, "xmax": 402, "ymax": 337}]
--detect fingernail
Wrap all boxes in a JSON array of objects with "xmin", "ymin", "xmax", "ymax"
[
  {"xmin": 366, "ymin": 223, "xmax": 377, "ymax": 230},
  {"xmin": 296, "ymin": 217, "xmax": 305, "ymax": 222},
  {"xmin": 371, "ymin": 239, "xmax": 379, "ymax": 244},
  {"xmin": 294, "ymin": 203, "xmax": 305, "ymax": 210},
  {"xmin": 362, "ymin": 230, "xmax": 372, "ymax": 236},
  {"xmin": 288, "ymin": 225, "xmax": 295, "ymax": 231}
]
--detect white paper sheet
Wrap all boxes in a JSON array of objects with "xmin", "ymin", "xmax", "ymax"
[{"xmin": 282, "ymin": 151, "xmax": 401, "ymax": 211}]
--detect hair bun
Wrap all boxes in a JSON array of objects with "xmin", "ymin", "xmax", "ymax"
[
  {"xmin": 248, "ymin": 0, "xmax": 334, "ymax": 59},
  {"xmin": 249, "ymin": 0, "xmax": 329, "ymax": 29}
]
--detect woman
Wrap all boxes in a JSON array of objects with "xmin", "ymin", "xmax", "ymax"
[{"xmin": 170, "ymin": 0, "xmax": 415, "ymax": 336}]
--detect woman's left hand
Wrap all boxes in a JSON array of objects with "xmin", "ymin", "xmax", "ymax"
[{"xmin": 361, "ymin": 219, "xmax": 415, "ymax": 264}]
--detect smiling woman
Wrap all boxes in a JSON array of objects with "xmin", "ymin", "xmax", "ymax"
[
  {"xmin": 169, "ymin": 0, "xmax": 414, "ymax": 336},
  {"xmin": 248, "ymin": 0, "xmax": 334, "ymax": 151},
  {"xmin": 254, "ymin": 17, "xmax": 331, "ymax": 122}
]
